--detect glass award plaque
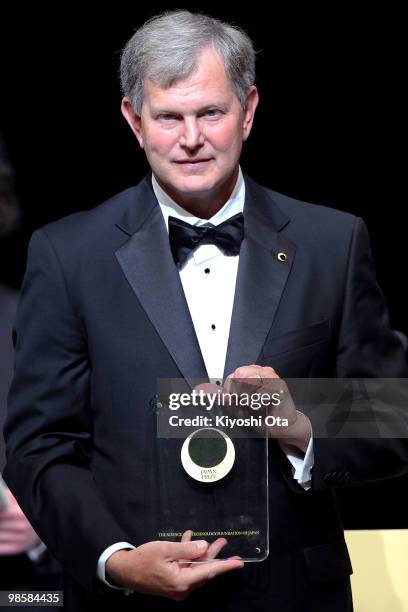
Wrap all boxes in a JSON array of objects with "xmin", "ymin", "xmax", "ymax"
[{"xmin": 155, "ymin": 379, "xmax": 269, "ymax": 562}]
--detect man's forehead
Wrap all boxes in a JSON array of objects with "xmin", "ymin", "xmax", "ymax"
[{"xmin": 142, "ymin": 48, "xmax": 233, "ymax": 100}]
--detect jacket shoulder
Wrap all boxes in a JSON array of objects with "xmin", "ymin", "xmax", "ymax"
[{"xmin": 267, "ymin": 186, "xmax": 359, "ymax": 232}]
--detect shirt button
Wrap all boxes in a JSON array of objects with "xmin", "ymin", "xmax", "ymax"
[
  {"xmin": 204, "ymin": 268, "xmax": 210, "ymax": 274},
  {"xmin": 211, "ymin": 324, "xmax": 216, "ymax": 330}
]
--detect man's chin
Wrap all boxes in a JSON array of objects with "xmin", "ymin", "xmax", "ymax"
[{"xmin": 167, "ymin": 177, "xmax": 218, "ymax": 199}]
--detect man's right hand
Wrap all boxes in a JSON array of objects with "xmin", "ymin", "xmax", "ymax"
[
  {"xmin": 0, "ymin": 489, "xmax": 41, "ymax": 555},
  {"xmin": 105, "ymin": 535, "xmax": 243, "ymax": 601}
]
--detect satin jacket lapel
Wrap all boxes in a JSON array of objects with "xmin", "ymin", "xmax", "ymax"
[
  {"xmin": 223, "ymin": 176, "xmax": 295, "ymax": 378},
  {"xmin": 115, "ymin": 176, "xmax": 208, "ymax": 384}
]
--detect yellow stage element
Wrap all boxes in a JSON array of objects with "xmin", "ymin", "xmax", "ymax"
[{"xmin": 345, "ymin": 530, "xmax": 408, "ymax": 612}]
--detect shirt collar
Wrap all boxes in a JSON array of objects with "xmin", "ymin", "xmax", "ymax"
[{"xmin": 152, "ymin": 167, "xmax": 245, "ymax": 231}]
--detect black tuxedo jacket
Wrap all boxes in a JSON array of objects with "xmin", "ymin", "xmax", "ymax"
[{"xmin": 4, "ymin": 174, "xmax": 408, "ymax": 611}]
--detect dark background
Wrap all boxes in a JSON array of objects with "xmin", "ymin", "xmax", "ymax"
[{"xmin": 0, "ymin": 7, "xmax": 406, "ymax": 526}]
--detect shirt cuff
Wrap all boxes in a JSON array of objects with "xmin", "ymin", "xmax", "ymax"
[
  {"xmin": 26, "ymin": 540, "xmax": 47, "ymax": 562},
  {"xmin": 286, "ymin": 436, "xmax": 314, "ymax": 490},
  {"xmin": 97, "ymin": 542, "xmax": 136, "ymax": 596}
]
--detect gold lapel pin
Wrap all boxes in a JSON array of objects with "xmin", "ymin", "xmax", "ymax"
[{"xmin": 277, "ymin": 252, "xmax": 287, "ymax": 262}]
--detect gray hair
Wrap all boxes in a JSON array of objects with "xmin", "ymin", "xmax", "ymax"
[{"xmin": 120, "ymin": 10, "xmax": 256, "ymax": 114}]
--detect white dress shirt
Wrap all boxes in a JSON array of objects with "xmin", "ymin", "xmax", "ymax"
[{"xmin": 97, "ymin": 168, "xmax": 314, "ymax": 589}]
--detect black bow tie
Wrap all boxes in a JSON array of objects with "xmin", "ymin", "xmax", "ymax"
[{"xmin": 168, "ymin": 213, "xmax": 244, "ymax": 268}]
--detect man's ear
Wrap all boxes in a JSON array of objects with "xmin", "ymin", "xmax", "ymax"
[
  {"xmin": 121, "ymin": 97, "xmax": 144, "ymax": 149},
  {"xmin": 242, "ymin": 86, "xmax": 259, "ymax": 142}
]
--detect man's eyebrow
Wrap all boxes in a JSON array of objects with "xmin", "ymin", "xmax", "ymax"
[{"xmin": 151, "ymin": 102, "xmax": 230, "ymax": 115}]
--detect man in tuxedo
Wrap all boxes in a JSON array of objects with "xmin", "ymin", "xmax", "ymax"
[{"xmin": 3, "ymin": 10, "xmax": 408, "ymax": 612}]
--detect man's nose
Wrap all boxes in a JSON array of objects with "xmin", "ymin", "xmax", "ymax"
[{"xmin": 178, "ymin": 118, "xmax": 204, "ymax": 149}]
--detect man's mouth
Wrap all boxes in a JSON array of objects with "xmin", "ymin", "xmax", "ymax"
[{"xmin": 175, "ymin": 159, "xmax": 212, "ymax": 164}]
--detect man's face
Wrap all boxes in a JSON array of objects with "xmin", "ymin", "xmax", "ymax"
[{"xmin": 122, "ymin": 47, "xmax": 258, "ymax": 214}]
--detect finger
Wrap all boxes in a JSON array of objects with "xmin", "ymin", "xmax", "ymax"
[
  {"xmin": 0, "ymin": 521, "xmax": 31, "ymax": 534},
  {"xmin": 223, "ymin": 372, "xmax": 235, "ymax": 394},
  {"xmin": 181, "ymin": 530, "xmax": 193, "ymax": 543},
  {"xmin": 225, "ymin": 373, "xmax": 260, "ymax": 397},
  {"xmin": 178, "ymin": 530, "xmax": 194, "ymax": 568},
  {"xmin": 232, "ymin": 366, "xmax": 260, "ymax": 380},
  {"xmin": 0, "ymin": 534, "xmax": 29, "ymax": 544},
  {"xmin": 232, "ymin": 365, "xmax": 279, "ymax": 383},
  {"xmin": 182, "ymin": 558, "xmax": 244, "ymax": 588},
  {"xmin": 179, "ymin": 533, "xmax": 227, "ymax": 562},
  {"xmin": 194, "ymin": 383, "xmax": 220, "ymax": 395},
  {"xmin": 164, "ymin": 539, "xmax": 209, "ymax": 561},
  {"xmin": 199, "ymin": 537, "xmax": 228, "ymax": 560},
  {"xmin": 0, "ymin": 544, "xmax": 26, "ymax": 555}
]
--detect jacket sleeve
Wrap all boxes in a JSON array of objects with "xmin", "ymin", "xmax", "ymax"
[
  {"xmin": 311, "ymin": 217, "xmax": 408, "ymax": 490},
  {"xmin": 3, "ymin": 228, "xmax": 131, "ymax": 596}
]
